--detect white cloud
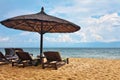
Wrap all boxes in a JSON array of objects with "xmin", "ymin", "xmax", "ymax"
[
  {"xmin": 76, "ymin": 13, "xmax": 120, "ymax": 42},
  {"xmin": 48, "ymin": 0, "xmax": 120, "ymax": 21},
  {"xmin": 18, "ymin": 32, "xmax": 39, "ymax": 42},
  {"xmin": 0, "ymin": 36, "xmax": 9, "ymax": 42},
  {"xmin": 19, "ymin": 32, "xmax": 31, "ymax": 36},
  {"xmin": 45, "ymin": 34, "xmax": 79, "ymax": 43},
  {"xmin": 1, "ymin": 32, "xmax": 40, "ymax": 43}
]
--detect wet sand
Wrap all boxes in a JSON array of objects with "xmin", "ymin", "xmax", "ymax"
[{"xmin": 0, "ymin": 58, "xmax": 120, "ymax": 80}]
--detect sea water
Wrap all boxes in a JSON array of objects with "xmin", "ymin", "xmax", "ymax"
[{"xmin": 0, "ymin": 48, "xmax": 120, "ymax": 59}]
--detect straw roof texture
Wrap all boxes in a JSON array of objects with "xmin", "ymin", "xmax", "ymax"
[{"xmin": 1, "ymin": 7, "xmax": 80, "ymax": 33}]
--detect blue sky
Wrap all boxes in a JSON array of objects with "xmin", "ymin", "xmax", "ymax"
[{"xmin": 0, "ymin": 0, "xmax": 120, "ymax": 48}]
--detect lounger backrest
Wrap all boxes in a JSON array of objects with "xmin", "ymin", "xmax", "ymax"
[
  {"xmin": 15, "ymin": 48, "xmax": 24, "ymax": 52},
  {"xmin": 16, "ymin": 52, "xmax": 32, "ymax": 61},
  {"xmin": 0, "ymin": 51, "xmax": 5, "ymax": 59},
  {"xmin": 5, "ymin": 48, "xmax": 15, "ymax": 56},
  {"xmin": 44, "ymin": 51, "xmax": 62, "ymax": 62}
]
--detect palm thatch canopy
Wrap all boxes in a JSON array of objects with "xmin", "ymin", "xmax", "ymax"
[{"xmin": 1, "ymin": 7, "xmax": 80, "ymax": 34}]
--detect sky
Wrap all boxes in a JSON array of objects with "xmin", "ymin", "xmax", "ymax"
[{"xmin": 0, "ymin": 0, "xmax": 120, "ymax": 48}]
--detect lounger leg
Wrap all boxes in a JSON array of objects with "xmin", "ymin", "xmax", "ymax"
[
  {"xmin": 42, "ymin": 63, "xmax": 45, "ymax": 69},
  {"xmin": 12, "ymin": 61, "xmax": 17, "ymax": 67},
  {"xmin": 54, "ymin": 63, "xmax": 57, "ymax": 70},
  {"xmin": 23, "ymin": 62, "xmax": 25, "ymax": 68},
  {"xmin": 67, "ymin": 58, "xmax": 69, "ymax": 64},
  {"xmin": 12, "ymin": 62, "xmax": 14, "ymax": 66}
]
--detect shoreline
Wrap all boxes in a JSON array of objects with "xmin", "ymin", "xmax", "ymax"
[
  {"xmin": 0, "ymin": 58, "xmax": 120, "ymax": 80},
  {"xmin": 1, "ymin": 48, "xmax": 120, "ymax": 59}
]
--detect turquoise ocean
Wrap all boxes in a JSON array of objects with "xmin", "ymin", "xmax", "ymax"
[{"xmin": 0, "ymin": 48, "xmax": 120, "ymax": 59}]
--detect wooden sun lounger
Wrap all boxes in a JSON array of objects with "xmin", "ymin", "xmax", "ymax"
[
  {"xmin": 12, "ymin": 52, "xmax": 36, "ymax": 68},
  {"xmin": 43, "ymin": 51, "xmax": 69, "ymax": 70},
  {"xmin": 0, "ymin": 51, "xmax": 10, "ymax": 64}
]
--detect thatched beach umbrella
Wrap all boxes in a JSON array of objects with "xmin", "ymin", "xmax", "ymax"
[{"xmin": 0, "ymin": 7, "xmax": 80, "ymax": 61}]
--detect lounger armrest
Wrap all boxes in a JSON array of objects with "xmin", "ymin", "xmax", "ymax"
[
  {"xmin": 5, "ymin": 55, "xmax": 12, "ymax": 57},
  {"xmin": 50, "ymin": 61, "xmax": 57, "ymax": 64},
  {"xmin": 62, "ymin": 58, "xmax": 69, "ymax": 64}
]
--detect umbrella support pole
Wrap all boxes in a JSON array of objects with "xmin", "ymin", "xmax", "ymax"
[
  {"xmin": 40, "ymin": 33, "xmax": 45, "ymax": 69},
  {"xmin": 40, "ymin": 33, "xmax": 43, "ymax": 58},
  {"xmin": 40, "ymin": 33, "xmax": 44, "ymax": 65}
]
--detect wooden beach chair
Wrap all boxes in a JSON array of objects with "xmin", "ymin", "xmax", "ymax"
[
  {"xmin": 12, "ymin": 52, "xmax": 36, "ymax": 67},
  {"xmin": 0, "ymin": 51, "xmax": 10, "ymax": 64},
  {"xmin": 5, "ymin": 48, "xmax": 15, "ymax": 57},
  {"xmin": 43, "ymin": 51, "xmax": 69, "ymax": 70},
  {"xmin": 5, "ymin": 48, "xmax": 18, "ymax": 61}
]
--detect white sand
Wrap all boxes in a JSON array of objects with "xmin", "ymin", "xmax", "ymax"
[{"xmin": 0, "ymin": 58, "xmax": 120, "ymax": 80}]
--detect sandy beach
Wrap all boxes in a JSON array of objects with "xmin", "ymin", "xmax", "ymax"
[{"xmin": 0, "ymin": 58, "xmax": 120, "ymax": 80}]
